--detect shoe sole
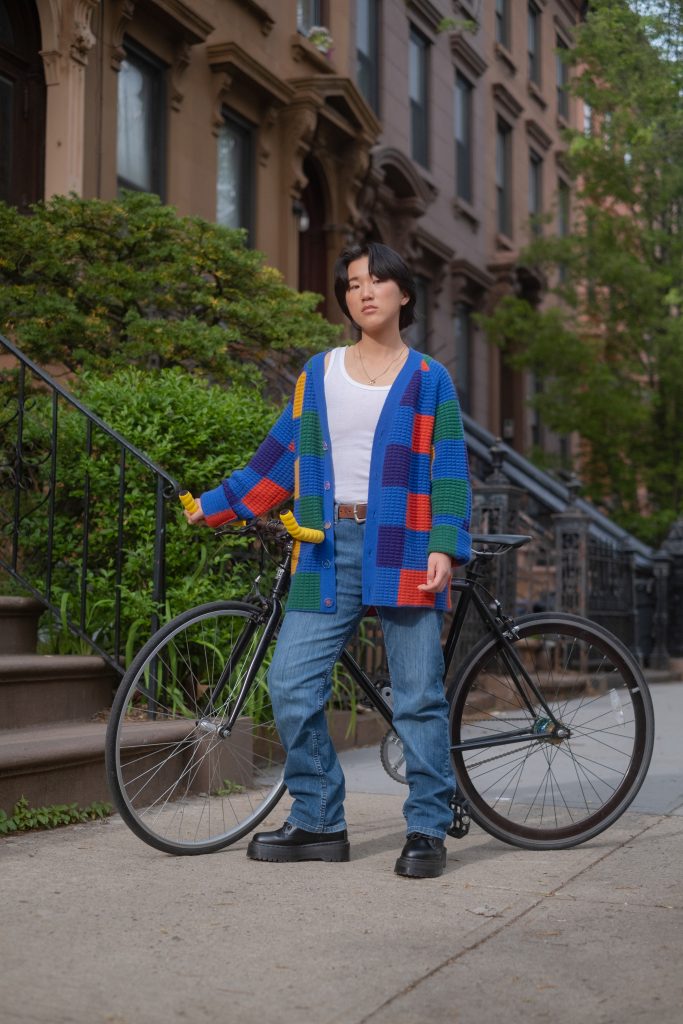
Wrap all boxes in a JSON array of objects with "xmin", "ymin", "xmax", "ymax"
[
  {"xmin": 246, "ymin": 840, "xmax": 350, "ymax": 863},
  {"xmin": 394, "ymin": 850, "xmax": 447, "ymax": 878}
]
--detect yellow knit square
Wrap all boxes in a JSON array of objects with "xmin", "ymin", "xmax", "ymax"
[
  {"xmin": 293, "ymin": 371, "xmax": 306, "ymax": 419},
  {"xmin": 291, "ymin": 540, "xmax": 301, "ymax": 575},
  {"xmin": 294, "ymin": 457, "xmax": 300, "ymax": 499}
]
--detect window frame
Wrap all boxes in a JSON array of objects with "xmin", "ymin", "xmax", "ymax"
[
  {"xmin": 556, "ymin": 36, "xmax": 570, "ymax": 120},
  {"xmin": 297, "ymin": 0, "xmax": 324, "ymax": 34},
  {"xmin": 454, "ymin": 302, "xmax": 472, "ymax": 415},
  {"xmin": 116, "ymin": 37, "xmax": 167, "ymax": 200},
  {"xmin": 409, "ymin": 24, "xmax": 430, "ymax": 169},
  {"xmin": 216, "ymin": 106, "xmax": 256, "ymax": 246},
  {"xmin": 529, "ymin": 148, "xmax": 543, "ymax": 237}
]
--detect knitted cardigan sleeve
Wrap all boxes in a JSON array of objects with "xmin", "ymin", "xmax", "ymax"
[
  {"xmin": 427, "ymin": 366, "xmax": 472, "ymax": 565},
  {"xmin": 200, "ymin": 400, "xmax": 296, "ymax": 527}
]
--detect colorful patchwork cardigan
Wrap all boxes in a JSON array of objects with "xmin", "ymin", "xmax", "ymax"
[{"xmin": 201, "ymin": 348, "xmax": 472, "ymax": 613}]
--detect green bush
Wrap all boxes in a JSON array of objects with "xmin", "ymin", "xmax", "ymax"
[
  {"xmin": 3, "ymin": 366, "xmax": 283, "ymax": 660},
  {"xmin": 0, "ymin": 796, "xmax": 112, "ymax": 833},
  {"xmin": 0, "ymin": 191, "xmax": 338, "ymax": 377}
]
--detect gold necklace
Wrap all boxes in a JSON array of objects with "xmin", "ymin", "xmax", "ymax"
[{"xmin": 356, "ymin": 344, "xmax": 407, "ymax": 385}]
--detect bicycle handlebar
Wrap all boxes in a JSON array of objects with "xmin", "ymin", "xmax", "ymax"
[{"xmin": 179, "ymin": 490, "xmax": 324, "ymax": 544}]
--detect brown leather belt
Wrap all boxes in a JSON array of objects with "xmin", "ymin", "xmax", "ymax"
[{"xmin": 336, "ymin": 503, "xmax": 368, "ymax": 523}]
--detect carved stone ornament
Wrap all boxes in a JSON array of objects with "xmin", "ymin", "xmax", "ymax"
[
  {"xmin": 170, "ymin": 39, "xmax": 191, "ymax": 110},
  {"xmin": 71, "ymin": 0, "xmax": 100, "ymax": 65},
  {"xmin": 111, "ymin": 0, "xmax": 136, "ymax": 71},
  {"xmin": 282, "ymin": 100, "xmax": 321, "ymax": 198}
]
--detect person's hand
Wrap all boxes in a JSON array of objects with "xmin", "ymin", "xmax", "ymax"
[
  {"xmin": 417, "ymin": 552, "xmax": 453, "ymax": 594},
  {"xmin": 183, "ymin": 496, "xmax": 205, "ymax": 525}
]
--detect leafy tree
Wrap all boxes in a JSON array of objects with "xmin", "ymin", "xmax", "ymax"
[
  {"xmin": 483, "ymin": 0, "xmax": 683, "ymax": 545},
  {"xmin": 0, "ymin": 191, "xmax": 338, "ymax": 380}
]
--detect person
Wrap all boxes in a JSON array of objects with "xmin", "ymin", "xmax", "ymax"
[{"xmin": 185, "ymin": 242, "xmax": 472, "ymax": 878}]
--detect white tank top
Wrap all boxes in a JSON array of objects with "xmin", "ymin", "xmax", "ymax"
[{"xmin": 324, "ymin": 347, "xmax": 390, "ymax": 503}]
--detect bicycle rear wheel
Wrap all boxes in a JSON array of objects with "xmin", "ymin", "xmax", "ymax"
[
  {"xmin": 105, "ymin": 601, "xmax": 287, "ymax": 855},
  {"xmin": 449, "ymin": 613, "xmax": 654, "ymax": 850}
]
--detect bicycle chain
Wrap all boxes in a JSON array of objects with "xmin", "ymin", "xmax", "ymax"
[{"xmin": 465, "ymin": 741, "xmax": 539, "ymax": 771}]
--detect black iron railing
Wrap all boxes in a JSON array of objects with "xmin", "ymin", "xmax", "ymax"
[{"xmin": 0, "ymin": 334, "xmax": 179, "ymax": 674}]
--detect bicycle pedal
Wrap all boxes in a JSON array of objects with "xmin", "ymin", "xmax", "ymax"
[{"xmin": 447, "ymin": 797, "xmax": 471, "ymax": 839}]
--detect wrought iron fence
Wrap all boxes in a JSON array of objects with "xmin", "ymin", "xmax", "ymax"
[{"xmin": 0, "ymin": 333, "xmax": 179, "ymax": 674}]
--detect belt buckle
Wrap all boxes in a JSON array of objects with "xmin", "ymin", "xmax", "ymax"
[{"xmin": 353, "ymin": 503, "xmax": 366, "ymax": 524}]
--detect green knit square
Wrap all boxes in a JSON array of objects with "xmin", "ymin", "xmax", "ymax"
[
  {"xmin": 287, "ymin": 572, "xmax": 321, "ymax": 610},
  {"xmin": 299, "ymin": 412, "xmax": 324, "ymax": 456},
  {"xmin": 428, "ymin": 524, "xmax": 459, "ymax": 556},
  {"xmin": 433, "ymin": 400, "xmax": 464, "ymax": 442},
  {"xmin": 431, "ymin": 478, "xmax": 469, "ymax": 517},
  {"xmin": 296, "ymin": 495, "xmax": 323, "ymax": 527}
]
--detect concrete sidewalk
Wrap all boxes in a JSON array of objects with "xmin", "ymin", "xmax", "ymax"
[{"xmin": 2, "ymin": 684, "xmax": 682, "ymax": 1024}]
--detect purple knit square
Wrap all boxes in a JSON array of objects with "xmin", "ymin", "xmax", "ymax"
[
  {"xmin": 249, "ymin": 434, "xmax": 286, "ymax": 477},
  {"xmin": 377, "ymin": 525, "xmax": 405, "ymax": 568},
  {"xmin": 399, "ymin": 369, "xmax": 421, "ymax": 407},
  {"xmin": 382, "ymin": 444, "xmax": 411, "ymax": 487}
]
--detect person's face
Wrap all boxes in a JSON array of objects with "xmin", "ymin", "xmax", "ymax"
[{"xmin": 345, "ymin": 256, "xmax": 408, "ymax": 335}]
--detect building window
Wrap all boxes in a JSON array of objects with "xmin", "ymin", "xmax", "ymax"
[
  {"xmin": 495, "ymin": 0, "xmax": 510, "ymax": 50},
  {"xmin": 556, "ymin": 37, "xmax": 570, "ymax": 120},
  {"xmin": 558, "ymin": 178, "xmax": 570, "ymax": 282},
  {"xmin": 528, "ymin": 2, "xmax": 541, "ymax": 86},
  {"xmin": 529, "ymin": 150, "xmax": 543, "ymax": 236},
  {"xmin": 496, "ymin": 117, "xmax": 512, "ymax": 238},
  {"xmin": 454, "ymin": 304, "xmax": 472, "ymax": 414},
  {"xmin": 409, "ymin": 26, "xmax": 429, "ymax": 168},
  {"xmin": 357, "ymin": 0, "xmax": 379, "ymax": 112},
  {"xmin": 117, "ymin": 41, "xmax": 166, "ymax": 197},
  {"xmin": 297, "ymin": 0, "xmax": 323, "ymax": 34},
  {"xmin": 455, "ymin": 71, "xmax": 473, "ymax": 203},
  {"xmin": 583, "ymin": 101, "xmax": 593, "ymax": 136},
  {"xmin": 217, "ymin": 110, "xmax": 255, "ymax": 244},
  {"xmin": 409, "ymin": 274, "xmax": 430, "ymax": 351}
]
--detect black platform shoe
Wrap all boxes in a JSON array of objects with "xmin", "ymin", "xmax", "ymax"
[
  {"xmin": 247, "ymin": 822, "xmax": 350, "ymax": 863},
  {"xmin": 394, "ymin": 833, "xmax": 447, "ymax": 878}
]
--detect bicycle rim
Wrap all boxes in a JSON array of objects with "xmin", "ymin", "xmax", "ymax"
[
  {"xmin": 105, "ymin": 602, "xmax": 287, "ymax": 855},
  {"xmin": 450, "ymin": 613, "xmax": 654, "ymax": 850}
]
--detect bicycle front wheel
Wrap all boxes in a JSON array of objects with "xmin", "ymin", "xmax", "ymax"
[
  {"xmin": 449, "ymin": 613, "xmax": 654, "ymax": 850},
  {"xmin": 105, "ymin": 601, "xmax": 287, "ymax": 855}
]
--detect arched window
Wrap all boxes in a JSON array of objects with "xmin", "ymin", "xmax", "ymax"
[{"xmin": 0, "ymin": 0, "xmax": 45, "ymax": 209}]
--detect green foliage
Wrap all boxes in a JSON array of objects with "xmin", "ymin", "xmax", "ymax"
[
  {"xmin": 3, "ymin": 366, "xmax": 281, "ymax": 658},
  {"xmin": 481, "ymin": 0, "xmax": 683, "ymax": 546},
  {"xmin": 0, "ymin": 191, "xmax": 338, "ymax": 377},
  {"xmin": 0, "ymin": 796, "xmax": 112, "ymax": 834}
]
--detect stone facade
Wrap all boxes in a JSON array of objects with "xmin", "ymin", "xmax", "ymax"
[{"xmin": 1, "ymin": 0, "xmax": 583, "ymax": 453}]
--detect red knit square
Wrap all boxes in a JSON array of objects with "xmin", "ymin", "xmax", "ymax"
[
  {"xmin": 406, "ymin": 493, "xmax": 432, "ymax": 531},
  {"xmin": 397, "ymin": 569, "xmax": 436, "ymax": 606},
  {"xmin": 411, "ymin": 413, "xmax": 434, "ymax": 454},
  {"xmin": 243, "ymin": 479, "xmax": 290, "ymax": 515}
]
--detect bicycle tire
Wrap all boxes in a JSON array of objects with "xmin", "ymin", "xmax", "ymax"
[
  {"xmin": 105, "ymin": 600, "xmax": 287, "ymax": 855},
  {"xmin": 448, "ymin": 612, "xmax": 654, "ymax": 850}
]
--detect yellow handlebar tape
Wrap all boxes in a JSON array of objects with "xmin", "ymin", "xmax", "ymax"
[
  {"xmin": 179, "ymin": 490, "xmax": 199, "ymax": 515},
  {"xmin": 279, "ymin": 510, "xmax": 325, "ymax": 544}
]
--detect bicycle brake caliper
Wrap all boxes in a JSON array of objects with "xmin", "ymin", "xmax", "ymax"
[{"xmin": 447, "ymin": 795, "xmax": 471, "ymax": 839}]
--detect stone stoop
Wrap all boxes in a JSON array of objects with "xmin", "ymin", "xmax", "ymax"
[{"xmin": 0, "ymin": 656, "xmax": 120, "ymax": 811}]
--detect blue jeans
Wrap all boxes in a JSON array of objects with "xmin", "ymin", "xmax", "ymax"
[{"xmin": 268, "ymin": 517, "xmax": 455, "ymax": 839}]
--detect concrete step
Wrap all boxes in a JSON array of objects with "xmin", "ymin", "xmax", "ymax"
[
  {"xmin": 0, "ymin": 655, "xmax": 120, "ymax": 729},
  {"xmin": 643, "ymin": 669, "xmax": 683, "ymax": 686},
  {"xmin": 0, "ymin": 723, "xmax": 112, "ymax": 810}
]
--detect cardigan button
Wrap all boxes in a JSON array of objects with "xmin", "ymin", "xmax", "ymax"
[
  {"xmin": 322, "ymin": 441, "xmax": 329, "ymax": 450},
  {"xmin": 324, "ymin": 598, "xmax": 333, "ymax": 607},
  {"xmin": 324, "ymin": 521, "xmax": 332, "ymax": 530},
  {"xmin": 324, "ymin": 481, "xmax": 331, "ymax": 490},
  {"xmin": 323, "ymin": 559, "xmax": 331, "ymax": 568}
]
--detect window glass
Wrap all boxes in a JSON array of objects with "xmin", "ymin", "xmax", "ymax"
[
  {"xmin": 409, "ymin": 27, "xmax": 429, "ymax": 167},
  {"xmin": 357, "ymin": 0, "xmax": 379, "ymax": 112},
  {"xmin": 528, "ymin": 2, "xmax": 541, "ymax": 85},
  {"xmin": 117, "ymin": 44, "xmax": 165, "ymax": 197},
  {"xmin": 455, "ymin": 72, "xmax": 473, "ymax": 203},
  {"xmin": 556, "ymin": 38, "xmax": 569, "ymax": 119},
  {"xmin": 496, "ymin": 118, "xmax": 512, "ymax": 237},
  {"xmin": 297, "ymin": 0, "xmax": 322, "ymax": 33},
  {"xmin": 529, "ymin": 150, "xmax": 543, "ymax": 235},
  {"xmin": 495, "ymin": 0, "xmax": 509, "ymax": 49},
  {"xmin": 217, "ymin": 112, "xmax": 254, "ymax": 244}
]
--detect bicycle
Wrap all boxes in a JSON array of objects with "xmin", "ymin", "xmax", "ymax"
[{"xmin": 105, "ymin": 507, "xmax": 655, "ymax": 856}]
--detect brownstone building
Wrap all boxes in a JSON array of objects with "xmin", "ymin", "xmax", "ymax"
[{"xmin": 0, "ymin": 0, "xmax": 584, "ymax": 454}]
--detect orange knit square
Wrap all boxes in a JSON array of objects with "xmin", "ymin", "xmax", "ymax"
[
  {"xmin": 397, "ymin": 569, "xmax": 436, "ymax": 606},
  {"xmin": 406, "ymin": 493, "xmax": 432, "ymax": 531},
  {"xmin": 411, "ymin": 413, "xmax": 434, "ymax": 454}
]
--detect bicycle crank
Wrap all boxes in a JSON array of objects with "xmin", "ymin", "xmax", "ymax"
[{"xmin": 379, "ymin": 729, "xmax": 408, "ymax": 785}]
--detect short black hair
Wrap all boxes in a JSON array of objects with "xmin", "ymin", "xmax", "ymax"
[{"xmin": 333, "ymin": 242, "xmax": 417, "ymax": 332}]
